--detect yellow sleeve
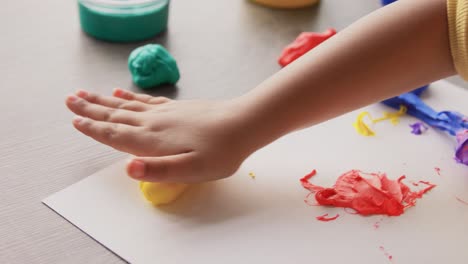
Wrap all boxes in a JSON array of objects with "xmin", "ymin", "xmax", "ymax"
[{"xmin": 447, "ymin": 0, "xmax": 468, "ymax": 80}]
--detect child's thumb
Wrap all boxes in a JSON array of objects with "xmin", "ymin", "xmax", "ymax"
[{"xmin": 126, "ymin": 153, "xmax": 197, "ymax": 183}]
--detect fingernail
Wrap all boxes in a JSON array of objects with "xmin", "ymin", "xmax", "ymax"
[
  {"xmin": 113, "ymin": 88, "xmax": 124, "ymax": 97},
  {"xmin": 73, "ymin": 116, "xmax": 83, "ymax": 125},
  {"xmin": 76, "ymin": 90, "xmax": 88, "ymax": 98},
  {"xmin": 128, "ymin": 159, "xmax": 146, "ymax": 178},
  {"xmin": 67, "ymin": 95, "xmax": 78, "ymax": 103}
]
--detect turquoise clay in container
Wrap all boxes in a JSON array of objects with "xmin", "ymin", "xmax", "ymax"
[{"xmin": 78, "ymin": 0, "xmax": 169, "ymax": 42}]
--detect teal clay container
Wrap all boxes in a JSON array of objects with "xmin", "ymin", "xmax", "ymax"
[{"xmin": 78, "ymin": 0, "xmax": 169, "ymax": 42}]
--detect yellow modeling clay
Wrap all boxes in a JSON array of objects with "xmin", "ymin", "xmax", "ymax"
[
  {"xmin": 353, "ymin": 112, "xmax": 376, "ymax": 136},
  {"xmin": 139, "ymin": 182, "xmax": 189, "ymax": 206},
  {"xmin": 372, "ymin": 105, "xmax": 407, "ymax": 125},
  {"xmin": 353, "ymin": 106, "xmax": 407, "ymax": 136}
]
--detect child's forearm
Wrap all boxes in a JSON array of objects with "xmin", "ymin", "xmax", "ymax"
[{"xmin": 236, "ymin": 0, "xmax": 455, "ymax": 152}]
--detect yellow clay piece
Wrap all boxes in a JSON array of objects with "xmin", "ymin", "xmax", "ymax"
[
  {"xmin": 251, "ymin": 0, "xmax": 319, "ymax": 9},
  {"xmin": 139, "ymin": 182, "xmax": 189, "ymax": 206},
  {"xmin": 353, "ymin": 112, "xmax": 376, "ymax": 137},
  {"xmin": 372, "ymin": 105, "xmax": 407, "ymax": 125},
  {"xmin": 353, "ymin": 106, "xmax": 407, "ymax": 137}
]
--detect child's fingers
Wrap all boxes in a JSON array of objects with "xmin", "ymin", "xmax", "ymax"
[
  {"xmin": 66, "ymin": 95, "xmax": 142, "ymax": 126},
  {"xmin": 113, "ymin": 88, "xmax": 170, "ymax": 105},
  {"xmin": 72, "ymin": 116, "xmax": 148, "ymax": 154},
  {"xmin": 76, "ymin": 90, "xmax": 149, "ymax": 112},
  {"xmin": 126, "ymin": 153, "xmax": 199, "ymax": 183}
]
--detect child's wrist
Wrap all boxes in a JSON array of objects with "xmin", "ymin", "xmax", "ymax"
[{"xmin": 227, "ymin": 95, "xmax": 288, "ymax": 156}]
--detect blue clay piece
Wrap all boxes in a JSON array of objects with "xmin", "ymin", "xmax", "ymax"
[
  {"xmin": 382, "ymin": 88, "xmax": 468, "ymax": 136},
  {"xmin": 381, "ymin": 0, "xmax": 397, "ymax": 5},
  {"xmin": 379, "ymin": 0, "xmax": 466, "ymax": 164},
  {"xmin": 382, "ymin": 85, "xmax": 468, "ymax": 165},
  {"xmin": 128, "ymin": 44, "xmax": 180, "ymax": 89}
]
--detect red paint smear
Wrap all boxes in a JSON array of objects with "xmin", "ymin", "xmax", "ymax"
[
  {"xmin": 434, "ymin": 167, "xmax": 441, "ymax": 176},
  {"xmin": 455, "ymin": 196, "xmax": 468, "ymax": 206},
  {"xmin": 418, "ymin": 180, "xmax": 434, "ymax": 186},
  {"xmin": 402, "ymin": 180, "xmax": 436, "ymax": 209},
  {"xmin": 379, "ymin": 246, "xmax": 393, "ymax": 262},
  {"xmin": 300, "ymin": 170, "xmax": 323, "ymax": 192},
  {"xmin": 300, "ymin": 169, "xmax": 436, "ymax": 216},
  {"xmin": 278, "ymin": 28, "xmax": 337, "ymax": 67},
  {"xmin": 316, "ymin": 213, "xmax": 340, "ymax": 222},
  {"xmin": 374, "ymin": 217, "xmax": 384, "ymax": 229}
]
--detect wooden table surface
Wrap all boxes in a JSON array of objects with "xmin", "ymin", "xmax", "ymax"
[{"xmin": 1, "ymin": 0, "xmax": 466, "ymax": 263}]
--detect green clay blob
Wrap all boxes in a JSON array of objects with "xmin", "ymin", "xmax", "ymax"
[
  {"xmin": 78, "ymin": 0, "xmax": 169, "ymax": 42},
  {"xmin": 128, "ymin": 44, "xmax": 180, "ymax": 89}
]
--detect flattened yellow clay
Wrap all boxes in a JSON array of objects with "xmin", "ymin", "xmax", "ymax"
[
  {"xmin": 353, "ymin": 106, "xmax": 407, "ymax": 136},
  {"xmin": 373, "ymin": 105, "xmax": 407, "ymax": 125},
  {"xmin": 353, "ymin": 112, "xmax": 376, "ymax": 136},
  {"xmin": 139, "ymin": 182, "xmax": 189, "ymax": 206}
]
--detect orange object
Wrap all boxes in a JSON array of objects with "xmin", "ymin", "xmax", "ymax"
[
  {"xmin": 278, "ymin": 28, "xmax": 337, "ymax": 67},
  {"xmin": 140, "ymin": 182, "xmax": 188, "ymax": 205}
]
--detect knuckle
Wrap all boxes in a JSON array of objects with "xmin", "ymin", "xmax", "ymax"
[
  {"xmin": 102, "ymin": 124, "xmax": 119, "ymax": 141},
  {"xmin": 102, "ymin": 109, "xmax": 116, "ymax": 121},
  {"xmin": 118, "ymin": 102, "xmax": 132, "ymax": 109},
  {"xmin": 147, "ymin": 123, "xmax": 163, "ymax": 131},
  {"xmin": 139, "ymin": 95, "xmax": 153, "ymax": 102}
]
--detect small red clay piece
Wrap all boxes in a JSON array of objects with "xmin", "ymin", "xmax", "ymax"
[
  {"xmin": 316, "ymin": 213, "xmax": 340, "ymax": 222},
  {"xmin": 278, "ymin": 28, "xmax": 337, "ymax": 67}
]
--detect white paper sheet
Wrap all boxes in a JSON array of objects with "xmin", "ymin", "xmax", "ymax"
[{"xmin": 44, "ymin": 81, "xmax": 468, "ymax": 264}]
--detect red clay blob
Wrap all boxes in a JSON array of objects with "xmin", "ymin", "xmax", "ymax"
[
  {"xmin": 278, "ymin": 28, "xmax": 337, "ymax": 67},
  {"xmin": 316, "ymin": 213, "xmax": 340, "ymax": 222},
  {"xmin": 300, "ymin": 169, "xmax": 436, "ymax": 216}
]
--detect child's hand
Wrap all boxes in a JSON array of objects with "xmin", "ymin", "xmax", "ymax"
[
  {"xmin": 65, "ymin": 0, "xmax": 456, "ymax": 183},
  {"xmin": 65, "ymin": 89, "xmax": 255, "ymax": 183}
]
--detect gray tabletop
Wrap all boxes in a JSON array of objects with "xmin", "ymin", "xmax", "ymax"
[{"xmin": 1, "ymin": 0, "xmax": 465, "ymax": 263}]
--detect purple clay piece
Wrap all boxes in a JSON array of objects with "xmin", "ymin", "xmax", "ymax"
[
  {"xmin": 409, "ymin": 122, "xmax": 428, "ymax": 135},
  {"xmin": 455, "ymin": 129, "xmax": 468, "ymax": 165}
]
